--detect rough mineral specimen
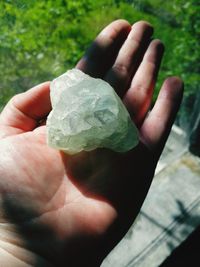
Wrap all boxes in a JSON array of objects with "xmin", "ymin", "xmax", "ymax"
[{"xmin": 47, "ymin": 69, "xmax": 139, "ymax": 154}]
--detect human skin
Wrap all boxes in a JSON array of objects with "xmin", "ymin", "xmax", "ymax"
[{"xmin": 0, "ymin": 20, "xmax": 183, "ymax": 266}]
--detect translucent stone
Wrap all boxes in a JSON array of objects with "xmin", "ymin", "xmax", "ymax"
[{"xmin": 46, "ymin": 69, "xmax": 139, "ymax": 154}]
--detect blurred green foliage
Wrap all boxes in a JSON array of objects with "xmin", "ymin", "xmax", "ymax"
[{"xmin": 0, "ymin": 0, "xmax": 199, "ymax": 113}]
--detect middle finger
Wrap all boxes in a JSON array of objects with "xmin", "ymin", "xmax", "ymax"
[{"xmin": 105, "ymin": 21, "xmax": 153, "ymax": 97}]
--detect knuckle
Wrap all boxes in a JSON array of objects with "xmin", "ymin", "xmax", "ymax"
[
  {"xmin": 10, "ymin": 93, "xmax": 24, "ymax": 108},
  {"xmin": 112, "ymin": 63, "xmax": 129, "ymax": 77}
]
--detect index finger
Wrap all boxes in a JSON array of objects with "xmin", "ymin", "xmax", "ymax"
[{"xmin": 76, "ymin": 20, "xmax": 131, "ymax": 78}]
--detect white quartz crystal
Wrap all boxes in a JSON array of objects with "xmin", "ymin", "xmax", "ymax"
[{"xmin": 47, "ymin": 69, "xmax": 139, "ymax": 154}]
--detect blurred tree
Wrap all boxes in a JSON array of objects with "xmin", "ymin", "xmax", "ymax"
[
  {"xmin": 0, "ymin": 0, "xmax": 199, "ymax": 122},
  {"xmin": 130, "ymin": 0, "xmax": 199, "ymax": 134}
]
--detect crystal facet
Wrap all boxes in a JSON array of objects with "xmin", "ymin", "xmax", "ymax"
[{"xmin": 47, "ymin": 69, "xmax": 139, "ymax": 154}]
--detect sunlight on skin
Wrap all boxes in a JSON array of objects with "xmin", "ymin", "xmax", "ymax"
[{"xmin": 0, "ymin": 20, "xmax": 183, "ymax": 266}]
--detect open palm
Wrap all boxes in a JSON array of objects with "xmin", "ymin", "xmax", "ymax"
[{"xmin": 0, "ymin": 20, "xmax": 183, "ymax": 267}]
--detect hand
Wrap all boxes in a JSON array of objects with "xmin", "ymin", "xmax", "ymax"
[{"xmin": 0, "ymin": 20, "xmax": 183, "ymax": 266}]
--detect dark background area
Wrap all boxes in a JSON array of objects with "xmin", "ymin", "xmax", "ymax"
[{"xmin": 160, "ymin": 225, "xmax": 200, "ymax": 267}]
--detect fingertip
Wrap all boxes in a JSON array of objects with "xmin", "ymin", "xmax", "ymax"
[
  {"xmin": 152, "ymin": 39, "xmax": 165, "ymax": 52},
  {"xmin": 132, "ymin": 20, "xmax": 153, "ymax": 28},
  {"xmin": 13, "ymin": 81, "xmax": 51, "ymax": 113},
  {"xmin": 99, "ymin": 19, "xmax": 131, "ymax": 39},
  {"xmin": 164, "ymin": 76, "xmax": 184, "ymax": 89},
  {"xmin": 161, "ymin": 76, "xmax": 184, "ymax": 101},
  {"xmin": 114, "ymin": 19, "xmax": 131, "ymax": 26},
  {"xmin": 143, "ymin": 39, "xmax": 165, "ymax": 64},
  {"xmin": 132, "ymin": 20, "xmax": 154, "ymax": 37}
]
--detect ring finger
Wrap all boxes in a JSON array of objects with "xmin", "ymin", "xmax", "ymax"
[{"xmin": 123, "ymin": 39, "xmax": 164, "ymax": 126}]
